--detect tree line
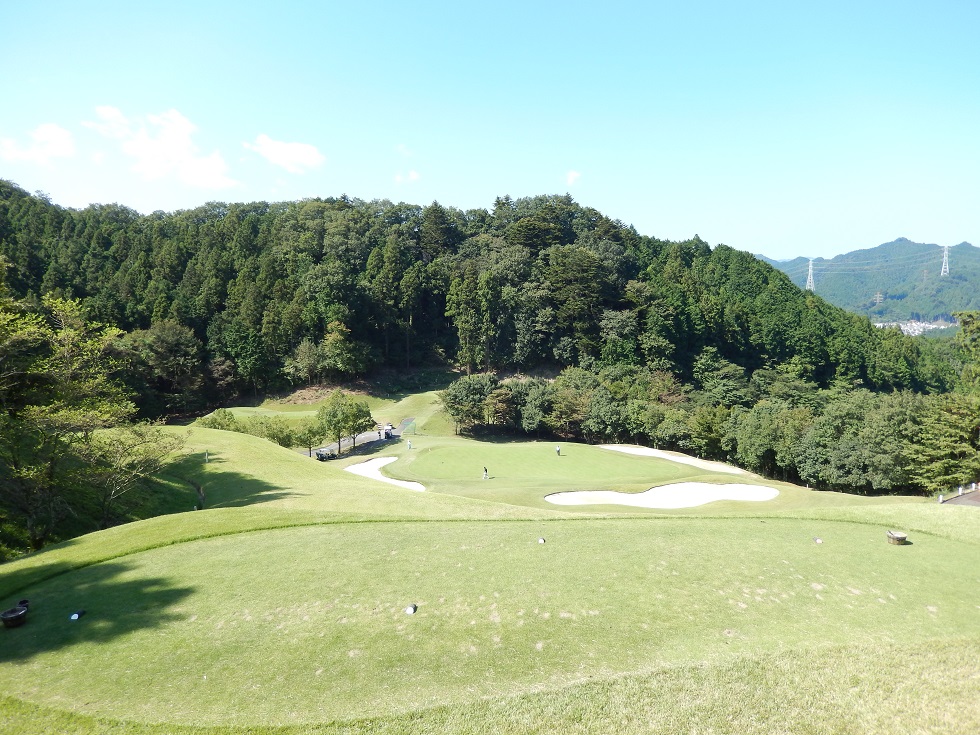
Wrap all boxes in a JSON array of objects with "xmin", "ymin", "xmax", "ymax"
[{"xmin": 0, "ymin": 180, "xmax": 956, "ymax": 411}]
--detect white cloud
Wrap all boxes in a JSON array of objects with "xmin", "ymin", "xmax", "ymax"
[
  {"xmin": 566, "ymin": 170, "xmax": 581, "ymax": 186},
  {"xmin": 0, "ymin": 123, "xmax": 75, "ymax": 165},
  {"xmin": 394, "ymin": 170, "xmax": 420, "ymax": 185},
  {"xmin": 83, "ymin": 105, "xmax": 131, "ymax": 140},
  {"xmin": 244, "ymin": 134, "xmax": 325, "ymax": 174},
  {"xmin": 83, "ymin": 106, "xmax": 237, "ymax": 189}
]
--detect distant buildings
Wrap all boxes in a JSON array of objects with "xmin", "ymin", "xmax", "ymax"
[{"xmin": 872, "ymin": 320, "xmax": 955, "ymax": 336}]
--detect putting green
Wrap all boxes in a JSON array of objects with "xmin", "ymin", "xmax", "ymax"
[
  {"xmin": 2, "ymin": 517, "xmax": 976, "ymax": 727},
  {"xmin": 403, "ymin": 441, "xmax": 698, "ymax": 486},
  {"xmin": 379, "ymin": 439, "xmax": 911, "ymax": 513}
]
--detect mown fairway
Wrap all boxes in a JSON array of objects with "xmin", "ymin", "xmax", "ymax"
[{"xmin": 1, "ymin": 391, "xmax": 978, "ymax": 734}]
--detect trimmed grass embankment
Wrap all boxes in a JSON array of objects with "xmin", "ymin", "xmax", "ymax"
[{"xmin": 2, "ymin": 515, "xmax": 977, "ymax": 728}]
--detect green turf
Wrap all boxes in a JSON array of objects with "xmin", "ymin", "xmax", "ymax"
[
  {"xmin": 1, "ymin": 390, "xmax": 977, "ymax": 734},
  {"xmin": 1, "ymin": 516, "xmax": 977, "ymax": 728}
]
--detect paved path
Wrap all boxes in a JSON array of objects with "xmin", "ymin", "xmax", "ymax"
[
  {"xmin": 943, "ymin": 490, "xmax": 980, "ymax": 506},
  {"xmin": 309, "ymin": 417, "xmax": 415, "ymax": 457},
  {"xmin": 315, "ymin": 427, "xmax": 396, "ymax": 456}
]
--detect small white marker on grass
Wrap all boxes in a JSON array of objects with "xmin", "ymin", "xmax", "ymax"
[
  {"xmin": 405, "ymin": 604, "xmax": 417, "ymax": 615},
  {"xmin": 538, "ymin": 538, "xmax": 546, "ymax": 544},
  {"xmin": 813, "ymin": 537, "xmax": 823, "ymax": 544}
]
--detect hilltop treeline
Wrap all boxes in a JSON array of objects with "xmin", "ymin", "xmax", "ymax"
[{"xmin": 0, "ymin": 180, "xmax": 956, "ymax": 412}]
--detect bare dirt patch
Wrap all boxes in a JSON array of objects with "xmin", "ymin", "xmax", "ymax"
[{"xmin": 276, "ymin": 384, "xmax": 372, "ymax": 405}]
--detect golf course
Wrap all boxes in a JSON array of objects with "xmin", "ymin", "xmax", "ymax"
[{"xmin": 1, "ymin": 389, "xmax": 978, "ymax": 734}]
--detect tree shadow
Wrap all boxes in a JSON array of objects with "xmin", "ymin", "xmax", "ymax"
[
  {"xmin": 164, "ymin": 454, "xmax": 298, "ymax": 509},
  {"xmin": 466, "ymin": 429, "xmax": 556, "ymax": 444},
  {"xmin": 341, "ymin": 437, "xmax": 406, "ymax": 459},
  {"xmin": 179, "ymin": 449, "xmax": 230, "ymax": 465},
  {"xmin": 0, "ymin": 558, "xmax": 194, "ymax": 662},
  {"xmin": 241, "ymin": 367, "xmax": 458, "ymax": 407},
  {"xmin": 360, "ymin": 366, "xmax": 458, "ymax": 400},
  {"xmin": 227, "ymin": 393, "xmax": 267, "ymax": 408},
  {"xmin": 199, "ymin": 469, "xmax": 298, "ymax": 508},
  {"xmin": 0, "ymin": 558, "xmax": 76, "ymax": 603}
]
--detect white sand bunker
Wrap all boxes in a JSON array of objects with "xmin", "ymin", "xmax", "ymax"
[
  {"xmin": 600, "ymin": 444, "xmax": 748, "ymax": 475},
  {"xmin": 343, "ymin": 457, "xmax": 425, "ymax": 492},
  {"xmin": 546, "ymin": 482, "xmax": 779, "ymax": 509}
]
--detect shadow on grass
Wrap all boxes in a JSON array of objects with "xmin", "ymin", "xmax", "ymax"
[
  {"xmin": 340, "ymin": 437, "xmax": 406, "ymax": 460},
  {"xmin": 0, "ymin": 557, "xmax": 76, "ymax": 602},
  {"xmin": 236, "ymin": 367, "xmax": 458, "ymax": 407},
  {"xmin": 0, "ymin": 559, "xmax": 194, "ymax": 662},
  {"xmin": 317, "ymin": 430, "xmax": 411, "ymax": 461},
  {"xmin": 361, "ymin": 366, "xmax": 458, "ymax": 400},
  {"xmin": 164, "ymin": 454, "xmax": 297, "ymax": 509},
  {"xmin": 464, "ymin": 427, "xmax": 558, "ymax": 444}
]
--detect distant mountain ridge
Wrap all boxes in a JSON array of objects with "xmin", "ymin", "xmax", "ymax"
[{"xmin": 758, "ymin": 238, "xmax": 980, "ymax": 322}]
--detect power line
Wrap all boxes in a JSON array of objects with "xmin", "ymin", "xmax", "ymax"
[
  {"xmin": 779, "ymin": 248, "xmax": 957, "ymax": 269},
  {"xmin": 779, "ymin": 251, "xmax": 947, "ymax": 277},
  {"xmin": 783, "ymin": 259, "xmax": 932, "ymax": 271}
]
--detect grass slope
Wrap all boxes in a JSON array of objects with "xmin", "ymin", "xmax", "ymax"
[{"xmin": 1, "ymin": 390, "xmax": 977, "ymax": 734}]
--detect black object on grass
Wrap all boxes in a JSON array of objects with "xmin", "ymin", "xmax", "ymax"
[{"xmin": 1, "ymin": 606, "xmax": 28, "ymax": 628}]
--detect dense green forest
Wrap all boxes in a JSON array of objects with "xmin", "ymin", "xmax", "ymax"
[
  {"xmin": 1, "ymin": 178, "xmax": 978, "ymax": 555},
  {"xmin": 0, "ymin": 180, "xmax": 956, "ymax": 403},
  {"xmin": 761, "ymin": 238, "xmax": 980, "ymax": 323}
]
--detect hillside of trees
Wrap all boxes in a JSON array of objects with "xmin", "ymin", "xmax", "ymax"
[
  {"xmin": 0, "ymin": 180, "xmax": 956, "ymax": 405},
  {"xmin": 1, "ymin": 178, "xmax": 978, "ymax": 555},
  {"xmin": 760, "ymin": 238, "xmax": 980, "ymax": 323}
]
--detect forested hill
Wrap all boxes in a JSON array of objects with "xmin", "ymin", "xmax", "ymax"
[
  {"xmin": 0, "ymin": 180, "xmax": 952, "ymax": 417},
  {"xmin": 759, "ymin": 238, "xmax": 980, "ymax": 323}
]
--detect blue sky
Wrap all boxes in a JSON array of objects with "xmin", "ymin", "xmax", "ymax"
[{"xmin": 1, "ymin": 0, "xmax": 977, "ymax": 260}]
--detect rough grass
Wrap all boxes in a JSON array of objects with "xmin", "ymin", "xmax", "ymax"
[{"xmin": 1, "ymin": 390, "xmax": 977, "ymax": 734}]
